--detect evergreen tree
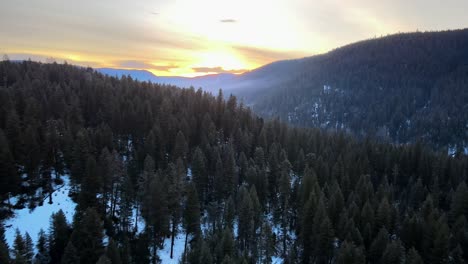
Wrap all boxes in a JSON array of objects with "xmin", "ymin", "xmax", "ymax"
[
  {"xmin": 191, "ymin": 147, "xmax": 207, "ymax": 203},
  {"xmin": 278, "ymin": 158, "xmax": 291, "ymax": 257},
  {"xmin": 34, "ymin": 229, "xmax": 49, "ymax": 264},
  {"xmin": 168, "ymin": 160, "xmax": 185, "ymax": 259},
  {"xmin": 223, "ymin": 196, "xmax": 235, "ymax": 230},
  {"xmin": 141, "ymin": 171, "xmax": 169, "ymax": 263},
  {"xmin": 78, "ymin": 156, "xmax": 101, "ymax": 210},
  {"xmin": 380, "ymin": 239, "xmax": 403, "ymax": 264},
  {"xmin": 49, "ymin": 210, "xmax": 70, "ymax": 264},
  {"xmin": 13, "ymin": 229, "xmax": 27, "ymax": 264},
  {"xmin": 238, "ymin": 187, "xmax": 253, "ymax": 252},
  {"xmin": 336, "ymin": 241, "xmax": 366, "ymax": 264},
  {"xmin": 312, "ymin": 198, "xmax": 334, "ymax": 264},
  {"xmin": 70, "ymin": 207, "xmax": 104, "ymax": 264},
  {"xmin": 0, "ymin": 225, "xmax": 10, "ymax": 264},
  {"xmin": 174, "ymin": 131, "xmax": 188, "ymax": 161},
  {"xmin": 368, "ymin": 228, "xmax": 389, "ymax": 263},
  {"xmin": 106, "ymin": 239, "xmax": 122, "ymax": 264},
  {"xmin": 405, "ymin": 247, "xmax": 423, "ymax": 264},
  {"xmin": 0, "ymin": 129, "xmax": 19, "ymax": 201},
  {"xmin": 184, "ymin": 183, "xmax": 201, "ymax": 260},
  {"xmin": 450, "ymin": 182, "xmax": 468, "ymax": 222},
  {"xmin": 60, "ymin": 241, "xmax": 79, "ymax": 264},
  {"xmin": 96, "ymin": 254, "xmax": 112, "ymax": 264}
]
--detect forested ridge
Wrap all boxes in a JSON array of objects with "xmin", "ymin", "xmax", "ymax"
[
  {"xmin": 0, "ymin": 60, "xmax": 468, "ymax": 264},
  {"xmin": 237, "ymin": 29, "xmax": 468, "ymax": 150}
]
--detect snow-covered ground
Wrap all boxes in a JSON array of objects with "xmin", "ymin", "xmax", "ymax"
[
  {"xmin": 448, "ymin": 145, "xmax": 468, "ymax": 157},
  {"xmin": 131, "ymin": 207, "xmax": 146, "ymax": 234},
  {"xmin": 159, "ymin": 226, "xmax": 186, "ymax": 264},
  {"xmin": 4, "ymin": 175, "xmax": 76, "ymax": 248},
  {"xmin": 271, "ymin": 256, "xmax": 283, "ymax": 264}
]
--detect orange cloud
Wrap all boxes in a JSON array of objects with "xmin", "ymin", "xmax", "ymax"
[{"xmin": 191, "ymin": 66, "xmax": 247, "ymax": 74}]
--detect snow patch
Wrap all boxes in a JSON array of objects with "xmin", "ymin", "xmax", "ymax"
[
  {"xmin": 132, "ymin": 207, "xmax": 146, "ymax": 234},
  {"xmin": 159, "ymin": 226, "xmax": 186, "ymax": 264},
  {"xmin": 4, "ymin": 175, "xmax": 76, "ymax": 248},
  {"xmin": 272, "ymin": 256, "xmax": 283, "ymax": 264},
  {"xmin": 186, "ymin": 168, "xmax": 192, "ymax": 180}
]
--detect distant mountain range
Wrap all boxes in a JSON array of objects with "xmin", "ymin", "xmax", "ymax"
[
  {"xmin": 97, "ymin": 29, "xmax": 468, "ymax": 151},
  {"xmin": 97, "ymin": 68, "xmax": 237, "ymax": 94}
]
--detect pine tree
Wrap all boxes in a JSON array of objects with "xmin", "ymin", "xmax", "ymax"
[
  {"xmin": 222, "ymin": 144, "xmax": 237, "ymax": 199},
  {"xmin": 168, "ymin": 160, "xmax": 185, "ymax": 259},
  {"xmin": 380, "ymin": 239, "xmax": 403, "ymax": 264},
  {"xmin": 174, "ymin": 131, "xmax": 188, "ymax": 161},
  {"xmin": 312, "ymin": 199, "xmax": 334, "ymax": 264},
  {"xmin": 96, "ymin": 254, "xmax": 112, "ymax": 264},
  {"xmin": 221, "ymin": 228, "xmax": 235, "ymax": 258},
  {"xmin": 141, "ymin": 171, "xmax": 169, "ymax": 263},
  {"xmin": 131, "ymin": 234, "xmax": 150, "ymax": 264},
  {"xmin": 376, "ymin": 197, "xmax": 392, "ymax": 231},
  {"xmin": 429, "ymin": 216, "xmax": 450, "ymax": 264},
  {"xmin": 0, "ymin": 129, "xmax": 19, "ymax": 201},
  {"xmin": 260, "ymin": 221, "xmax": 275, "ymax": 264},
  {"xmin": 60, "ymin": 241, "xmax": 79, "ymax": 264},
  {"xmin": 49, "ymin": 210, "xmax": 71, "ymax": 264},
  {"xmin": 224, "ymin": 196, "xmax": 235, "ymax": 230},
  {"xmin": 13, "ymin": 229, "xmax": 27, "ymax": 264},
  {"xmin": 78, "ymin": 156, "xmax": 101, "ymax": 210},
  {"xmin": 406, "ymin": 247, "xmax": 423, "ymax": 264},
  {"xmin": 238, "ymin": 187, "xmax": 253, "ymax": 252},
  {"xmin": 184, "ymin": 182, "xmax": 201, "ymax": 260},
  {"xmin": 71, "ymin": 207, "xmax": 104, "ymax": 264},
  {"xmin": 34, "ymin": 229, "xmax": 50, "ymax": 264},
  {"xmin": 0, "ymin": 225, "xmax": 10, "ymax": 264},
  {"xmin": 450, "ymin": 182, "xmax": 468, "ymax": 223},
  {"xmin": 328, "ymin": 183, "xmax": 345, "ymax": 227},
  {"xmin": 191, "ymin": 147, "xmax": 207, "ymax": 203},
  {"xmin": 106, "ymin": 239, "xmax": 122, "ymax": 264},
  {"xmin": 278, "ymin": 158, "xmax": 291, "ymax": 257},
  {"xmin": 336, "ymin": 241, "xmax": 366, "ymax": 264},
  {"xmin": 300, "ymin": 191, "xmax": 317, "ymax": 263},
  {"xmin": 368, "ymin": 227, "xmax": 389, "ymax": 263}
]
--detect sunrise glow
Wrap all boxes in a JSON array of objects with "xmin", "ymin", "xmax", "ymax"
[{"xmin": 2, "ymin": 0, "xmax": 468, "ymax": 76}]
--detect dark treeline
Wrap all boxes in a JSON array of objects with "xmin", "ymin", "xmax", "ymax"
[
  {"xmin": 0, "ymin": 60, "xmax": 468, "ymax": 264},
  {"xmin": 247, "ymin": 29, "xmax": 468, "ymax": 150}
]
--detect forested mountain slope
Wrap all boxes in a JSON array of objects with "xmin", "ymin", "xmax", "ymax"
[
  {"xmin": 97, "ymin": 30, "xmax": 468, "ymax": 151},
  {"xmin": 239, "ymin": 29, "xmax": 468, "ymax": 150},
  {"xmin": 0, "ymin": 61, "xmax": 468, "ymax": 263}
]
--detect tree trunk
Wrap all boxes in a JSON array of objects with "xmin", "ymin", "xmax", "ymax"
[
  {"xmin": 134, "ymin": 204, "xmax": 139, "ymax": 233},
  {"xmin": 170, "ymin": 220, "xmax": 176, "ymax": 259},
  {"xmin": 152, "ymin": 230, "xmax": 157, "ymax": 264},
  {"xmin": 184, "ymin": 232, "xmax": 189, "ymax": 263},
  {"xmin": 282, "ymin": 223, "xmax": 287, "ymax": 257},
  {"xmin": 48, "ymin": 178, "xmax": 53, "ymax": 204}
]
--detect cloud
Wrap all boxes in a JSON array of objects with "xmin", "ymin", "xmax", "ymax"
[
  {"xmin": 5, "ymin": 53, "xmax": 105, "ymax": 67},
  {"xmin": 192, "ymin": 66, "xmax": 247, "ymax": 74},
  {"xmin": 233, "ymin": 45, "xmax": 310, "ymax": 64},
  {"xmin": 150, "ymin": 12, "xmax": 159, "ymax": 15},
  {"xmin": 116, "ymin": 60, "xmax": 178, "ymax": 72},
  {"xmin": 219, "ymin": 19, "xmax": 237, "ymax": 23}
]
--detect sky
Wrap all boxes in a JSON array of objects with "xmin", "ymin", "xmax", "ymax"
[{"xmin": 1, "ymin": 0, "xmax": 467, "ymax": 77}]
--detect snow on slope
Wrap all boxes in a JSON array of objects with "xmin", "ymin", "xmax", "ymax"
[
  {"xmin": 159, "ymin": 225, "xmax": 186, "ymax": 264},
  {"xmin": 4, "ymin": 175, "xmax": 76, "ymax": 248}
]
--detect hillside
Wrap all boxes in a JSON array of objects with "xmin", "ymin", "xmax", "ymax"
[
  {"xmin": 98, "ymin": 30, "xmax": 468, "ymax": 152},
  {"xmin": 0, "ymin": 61, "xmax": 468, "ymax": 263},
  {"xmin": 240, "ymin": 29, "xmax": 468, "ymax": 150}
]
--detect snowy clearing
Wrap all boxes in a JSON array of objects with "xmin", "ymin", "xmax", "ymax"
[
  {"xmin": 4, "ymin": 175, "xmax": 76, "ymax": 248},
  {"xmin": 159, "ymin": 226, "xmax": 186, "ymax": 264}
]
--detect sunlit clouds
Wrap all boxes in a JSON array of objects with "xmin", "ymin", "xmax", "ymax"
[{"xmin": 1, "ymin": 0, "xmax": 467, "ymax": 76}]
